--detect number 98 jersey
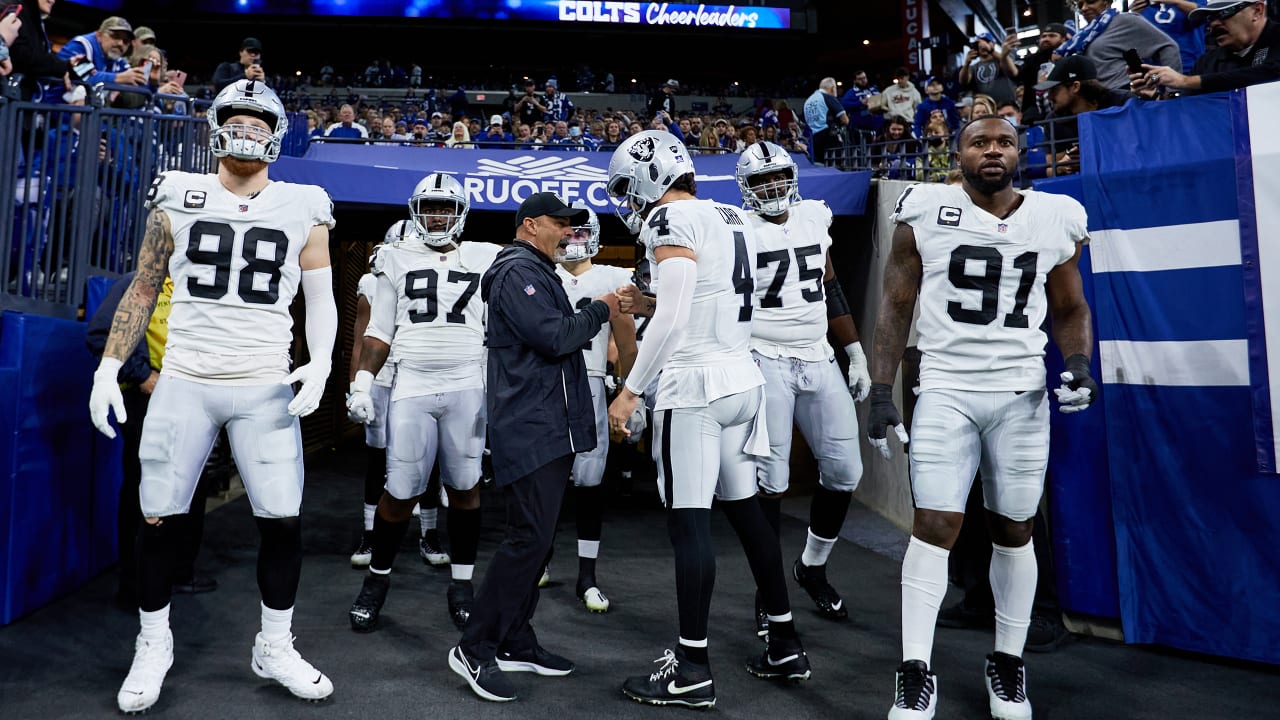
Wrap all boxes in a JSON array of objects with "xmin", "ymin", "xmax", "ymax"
[
  {"xmin": 891, "ymin": 183, "xmax": 1088, "ymax": 392},
  {"xmin": 146, "ymin": 171, "xmax": 335, "ymax": 360}
]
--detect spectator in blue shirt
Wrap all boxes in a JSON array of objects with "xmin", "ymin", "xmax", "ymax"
[
  {"xmin": 913, "ymin": 76, "xmax": 961, "ymax": 138},
  {"xmin": 475, "ymin": 114, "xmax": 515, "ymax": 148},
  {"xmin": 803, "ymin": 76, "xmax": 848, "ymax": 165},
  {"xmin": 543, "ymin": 77, "xmax": 575, "ymax": 122},
  {"xmin": 840, "ymin": 70, "xmax": 884, "ymax": 133},
  {"xmin": 1131, "ymin": 0, "xmax": 1208, "ymax": 72},
  {"xmin": 325, "ymin": 104, "xmax": 369, "ymax": 140},
  {"xmin": 57, "ymin": 16, "xmax": 146, "ymax": 89}
]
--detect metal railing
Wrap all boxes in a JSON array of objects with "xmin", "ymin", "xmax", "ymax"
[{"xmin": 0, "ymin": 87, "xmax": 212, "ymax": 319}]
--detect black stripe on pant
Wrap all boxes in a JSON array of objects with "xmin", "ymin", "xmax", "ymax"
[{"xmin": 661, "ymin": 409, "xmax": 674, "ymax": 510}]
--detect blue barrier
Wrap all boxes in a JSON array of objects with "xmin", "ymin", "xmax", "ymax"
[{"xmin": 0, "ymin": 311, "xmax": 108, "ymax": 625}]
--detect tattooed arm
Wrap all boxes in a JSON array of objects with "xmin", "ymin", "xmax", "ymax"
[
  {"xmin": 103, "ymin": 208, "xmax": 174, "ymax": 361},
  {"xmin": 870, "ymin": 223, "xmax": 922, "ymax": 384}
]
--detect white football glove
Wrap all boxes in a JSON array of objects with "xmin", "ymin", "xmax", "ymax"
[
  {"xmin": 604, "ymin": 375, "xmax": 618, "ymax": 393},
  {"xmin": 1054, "ymin": 354, "xmax": 1099, "ymax": 414},
  {"xmin": 844, "ymin": 342, "xmax": 871, "ymax": 402},
  {"xmin": 282, "ymin": 360, "xmax": 331, "ymax": 417},
  {"xmin": 624, "ymin": 406, "xmax": 647, "ymax": 443},
  {"xmin": 88, "ymin": 357, "xmax": 126, "ymax": 439},
  {"xmin": 346, "ymin": 370, "xmax": 375, "ymax": 424}
]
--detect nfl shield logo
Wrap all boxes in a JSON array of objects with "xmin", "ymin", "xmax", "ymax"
[
  {"xmin": 997, "ymin": 223, "xmax": 1008, "ymax": 233},
  {"xmin": 524, "ymin": 284, "xmax": 536, "ymax": 296},
  {"xmin": 238, "ymin": 204, "xmax": 249, "ymax": 213}
]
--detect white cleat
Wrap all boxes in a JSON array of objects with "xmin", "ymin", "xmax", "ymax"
[
  {"xmin": 538, "ymin": 567, "xmax": 551, "ymax": 588},
  {"xmin": 117, "ymin": 631, "xmax": 174, "ymax": 714},
  {"xmin": 580, "ymin": 586, "xmax": 610, "ymax": 613},
  {"xmin": 888, "ymin": 660, "xmax": 937, "ymax": 719},
  {"xmin": 251, "ymin": 633, "xmax": 334, "ymax": 702},
  {"xmin": 985, "ymin": 652, "xmax": 1032, "ymax": 720}
]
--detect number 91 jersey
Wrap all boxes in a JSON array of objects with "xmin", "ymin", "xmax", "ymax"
[
  {"xmin": 146, "ymin": 171, "xmax": 335, "ymax": 358},
  {"xmin": 891, "ymin": 183, "xmax": 1088, "ymax": 392}
]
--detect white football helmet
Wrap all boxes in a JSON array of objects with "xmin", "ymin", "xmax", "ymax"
[
  {"xmin": 383, "ymin": 219, "xmax": 417, "ymax": 245},
  {"xmin": 606, "ymin": 130, "xmax": 694, "ymax": 235},
  {"xmin": 208, "ymin": 79, "xmax": 288, "ymax": 163},
  {"xmin": 736, "ymin": 141, "xmax": 800, "ymax": 216},
  {"xmin": 408, "ymin": 172, "xmax": 468, "ymax": 248},
  {"xmin": 555, "ymin": 202, "xmax": 600, "ymax": 263}
]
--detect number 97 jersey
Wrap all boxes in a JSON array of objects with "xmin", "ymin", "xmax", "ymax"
[
  {"xmin": 146, "ymin": 171, "xmax": 335, "ymax": 357},
  {"xmin": 891, "ymin": 183, "xmax": 1088, "ymax": 392}
]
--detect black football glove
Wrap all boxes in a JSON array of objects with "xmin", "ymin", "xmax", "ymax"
[
  {"xmin": 1054, "ymin": 353, "xmax": 1099, "ymax": 413},
  {"xmin": 867, "ymin": 383, "xmax": 909, "ymax": 459}
]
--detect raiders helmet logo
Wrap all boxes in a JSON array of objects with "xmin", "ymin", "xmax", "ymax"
[{"xmin": 628, "ymin": 137, "xmax": 656, "ymax": 161}]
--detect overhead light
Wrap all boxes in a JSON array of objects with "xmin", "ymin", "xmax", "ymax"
[
  {"xmin": 1023, "ymin": 7, "xmax": 1032, "ymax": 16},
  {"xmin": 836, "ymin": 81, "xmax": 843, "ymax": 87},
  {"xmin": 862, "ymin": 39, "xmax": 870, "ymax": 45}
]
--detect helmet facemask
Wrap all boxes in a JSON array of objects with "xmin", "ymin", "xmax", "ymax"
[
  {"xmin": 555, "ymin": 211, "xmax": 600, "ymax": 263},
  {"xmin": 410, "ymin": 197, "xmax": 467, "ymax": 248},
  {"xmin": 744, "ymin": 168, "xmax": 798, "ymax": 216}
]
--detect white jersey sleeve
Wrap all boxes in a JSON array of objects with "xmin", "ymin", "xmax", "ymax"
[
  {"xmin": 907, "ymin": 184, "xmax": 1088, "ymax": 391},
  {"xmin": 748, "ymin": 200, "xmax": 834, "ymax": 359},
  {"xmin": 357, "ymin": 273, "xmax": 377, "ymax": 302},
  {"xmin": 557, "ymin": 264, "xmax": 633, "ymax": 377},
  {"xmin": 639, "ymin": 200, "xmax": 764, "ymax": 409},
  {"xmin": 149, "ymin": 171, "xmax": 334, "ymax": 383}
]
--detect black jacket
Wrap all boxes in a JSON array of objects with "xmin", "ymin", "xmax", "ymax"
[
  {"xmin": 85, "ymin": 273, "xmax": 155, "ymax": 389},
  {"xmin": 1192, "ymin": 20, "xmax": 1280, "ymax": 94},
  {"xmin": 212, "ymin": 61, "xmax": 270, "ymax": 92},
  {"xmin": 9, "ymin": 4, "xmax": 71, "ymax": 101},
  {"xmin": 482, "ymin": 241, "xmax": 609, "ymax": 486}
]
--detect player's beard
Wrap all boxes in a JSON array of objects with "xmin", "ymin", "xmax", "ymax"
[
  {"xmin": 962, "ymin": 164, "xmax": 1013, "ymax": 195},
  {"xmin": 219, "ymin": 156, "xmax": 269, "ymax": 177}
]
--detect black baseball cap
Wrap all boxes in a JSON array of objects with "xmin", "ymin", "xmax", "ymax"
[
  {"xmin": 1044, "ymin": 22, "xmax": 1071, "ymax": 37},
  {"xmin": 242, "ymin": 37, "xmax": 262, "ymax": 52},
  {"xmin": 514, "ymin": 192, "xmax": 588, "ymax": 228},
  {"xmin": 1035, "ymin": 54, "xmax": 1097, "ymax": 91}
]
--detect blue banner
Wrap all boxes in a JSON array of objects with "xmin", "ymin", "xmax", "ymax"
[
  {"xmin": 271, "ymin": 144, "xmax": 870, "ymax": 216},
  {"xmin": 193, "ymin": 1, "xmax": 791, "ymax": 28},
  {"xmin": 1034, "ymin": 85, "xmax": 1280, "ymax": 665}
]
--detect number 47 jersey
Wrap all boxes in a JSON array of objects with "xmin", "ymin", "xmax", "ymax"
[
  {"xmin": 147, "ymin": 171, "xmax": 335, "ymax": 360},
  {"xmin": 891, "ymin": 183, "xmax": 1089, "ymax": 392}
]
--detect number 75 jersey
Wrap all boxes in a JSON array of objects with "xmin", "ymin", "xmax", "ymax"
[
  {"xmin": 890, "ymin": 183, "xmax": 1089, "ymax": 392},
  {"xmin": 146, "ymin": 171, "xmax": 335, "ymax": 356}
]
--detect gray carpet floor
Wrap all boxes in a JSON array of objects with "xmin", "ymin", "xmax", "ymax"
[{"xmin": 1, "ymin": 444, "xmax": 1276, "ymax": 719}]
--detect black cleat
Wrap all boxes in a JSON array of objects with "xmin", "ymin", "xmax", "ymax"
[
  {"xmin": 746, "ymin": 635, "xmax": 812, "ymax": 681},
  {"xmin": 419, "ymin": 531, "xmax": 451, "ymax": 566},
  {"xmin": 447, "ymin": 580, "xmax": 474, "ymax": 630},
  {"xmin": 622, "ymin": 648, "xmax": 715, "ymax": 709},
  {"xmin": 793, "ymin": 557, "xmax": 848, "ymax": 620},
  {"xmin": 754, "ymin": 591, "xmax": 769, "ymax": 641},
  {"xmin": 349, "ymin": 573, "xmax": 390, "ymax": 633},
  {"xmin": 1024, "ymin": 613, "xmax": 1070, "ymax": 653},
  {"xmin": 349, "ymin": 531, "xmax": 374, "ymax": 568}
]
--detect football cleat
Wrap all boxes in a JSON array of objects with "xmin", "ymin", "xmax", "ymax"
[
  {"xmin": 251, "ymin": 633, "xmax": 333, "ymax": 702},
  {"xmin": 622, "ymin": 648, "xmax": 715, "ymax": 709},
  {"xmin": 793, "ymin": 557, "xmax": 849, "ymax": 620},
  {"xmin": 745, "ymin": 635, "xmax": 811, "ymax": 682},
  {"xmin": 537, "ymin": 566, "xmax": 551, "ymax": 588},
  {"xmin": 117, "ymin": 630, "xmax": 174, "ymax": 714},
  {"xmin": 888, "ymin": 659, "xmax": 938, "ymax": 719},
  {"xmin": 448, "ymin": 580, "xmax": 474, "ymax": 630},
  {"xmin": 349, "ymin": 531, "xmax": 373, "ymax": 568},
  {"xmin": 580, "ymin": 586, "xmax": 610, "ymax": 613},
  {"xmin": 349, "ymin": 573, "xmax": 390, "ymax": 633},
  {"xmin": 419, "ymin": 531, "xmax": 451, "ymax": 566},
  {"xmin": 985, "ymin": 652, "xmax": 1032, "ymax": 720}
]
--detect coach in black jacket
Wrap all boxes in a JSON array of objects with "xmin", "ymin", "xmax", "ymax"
[{"xmin": 450, "ymin": 192, "xmax": 619, "ymax": 703}]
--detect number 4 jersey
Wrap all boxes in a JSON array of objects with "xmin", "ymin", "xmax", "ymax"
[
  {"xmin": 891, "ymin": 183, "xmax": 1088, "ymax": 392},
  {"xmin": 367, "ymin": 240, "xmax": 501, "ymax": 400},
  {"xmin": 146, "ymin": 171, "xmax": 334, "ymax": 382}
]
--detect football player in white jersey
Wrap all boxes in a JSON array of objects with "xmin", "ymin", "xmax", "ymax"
[
  {"xmin": 735, "ymin": 141, "xmax": 872, "ymax": 633},
  {"xmin": 348, "ymin": 221, "xmax": 450, "ymax": 569},
  {"xmin": 554, "ymin": 203, "xmax": 637, "ymax": 613},
  {"xmin": 346, "ymin": 172, "xmax": 500, "ymax": 634},
  {"xmin": 866, "ymin": 117, "xmax": 1097, "ymax": 720},
  {"xmin": 604, "ymin": 130, "xmax": 810, "ymax": 709},
  {"xmin": 88, "ymin": 80, "xmax": 337, "ymax": 713}
]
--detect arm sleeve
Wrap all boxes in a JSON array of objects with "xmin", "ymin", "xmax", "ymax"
[
  {"xmin": 211, "ymin": 62, "xmax": 246, "ymax": 91},
  {"xmin": 623, "ymin": 257, "xmax": 695, "ymax": 395},
  {"xmin": 365, "ymin": 273, "xmax": 397, "ymax": 345},
  {"xmin": 300, "ymin": 267, "xmax": 338, "ymax": 368},
  {"xmin": 492, "ymin": 266, "xmax": 610, "ymax": 359}
]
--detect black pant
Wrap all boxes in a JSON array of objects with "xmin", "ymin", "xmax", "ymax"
[
  {"xmin": 949, "ymin": 477, "xmax": 1060, "ymax": 614},
  {"xmin": 461, "ymin": 453, "xmax": 573, "ymax": 662},
  {"xmin": 118, "ymin": 387, "xmax": 210, "ymax": 597},
  {"xmin": 812, "ymin": 129, "xmax": 841, "ymax": 166}
]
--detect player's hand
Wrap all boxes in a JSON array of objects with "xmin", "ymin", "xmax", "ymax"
[
  {"xmin": 140, "ymin": 370, "xmax": 159, "ymax": 395},
  {"xmin": 595, "ymin": 291, "xmax": 620, "ymax": 320},
  {"xmin": 603, "ymin": 374, "xmax": 618, "ymax": 393},
  {"xmin": 844, "ymin": 342, "xmax": 872, "ymax": 402},
  {"xmin": 1054, "ymin": 354, "xmax": 1098, "ymax": 414},
  {"xmin": 624, "ymin": 406, "xmax": 646, "ymax": 443},
  {"xmin": 89, "ymin": 358, "xmax": 127, "ymax": 439},
  {"xmin": 283, "ymin": 360, "xmax": 331, "ymax": 417},
  {"xmin": 345, "ymin": 370, "xmax": 375, "ymax": 423},
  {"xmin": 867, "ymin": 383, "xmax": 908, "ymax": 459},
  {"xmin": 608, "ymin": 387, "xmax": 641, "ymax": 437}
]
